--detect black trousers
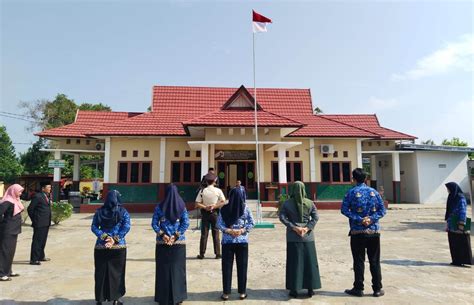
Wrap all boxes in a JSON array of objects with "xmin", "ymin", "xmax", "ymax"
[
  {"xmin": 350, "ymin": 234, "xmax": 382, "ymax": 291},
  {"xmin": 0, "ymin": 234, "xmax": 18, "ymax": 277},
  {"xmin": 199, "ymin": 209, "xmax": 220, "ymax": 256},
  {"xmin": 30, "ymin": 226, "xmax": 49, "ymax": 262},
  {"xmin": 221, "ymin": 243, "xmax": 248, "ymax": 294}
]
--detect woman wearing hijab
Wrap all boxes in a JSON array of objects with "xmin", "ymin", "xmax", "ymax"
[
  {"xmin": 152, "ymin": 184, "xmax": 190, "ymax": 305},
  {"xmin": 445, "ymin": 182, "xmax": 472, "ymax": 266},
  {"xmin": 0, "ymin": 184, "xmax": 24, "ymax": 281},
  {"xmin": 279, "ymin": 181, "xmax": 321, "ymax": 298},
  {"xmin": 91, "ymin": 190, "xmax": 131, "ymax": 305},
  {"xmin": 217, "ymin": 187, "xmax": 254, "ymax": 301}
]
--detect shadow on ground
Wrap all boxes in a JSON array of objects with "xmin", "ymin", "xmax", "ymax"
[
  {"xmin": 385, "ymin": 221, "xmax": 444, "ymax": 232},
  {"xmin": 381, "ymin": 259, "xmax": 450, "ymax": 267}
]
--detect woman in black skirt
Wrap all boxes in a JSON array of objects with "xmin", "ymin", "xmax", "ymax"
[
  {"xmin": 445, "ymin": 182, "xmax": 472, "ymax": 266},
  {"xmin": 91, "ymin": 190, "xmax": 131, "ymax": 305},
  {"xmin": 152, "ymin": 184, "xmax": 190, "ymax": 305},
  {"xmin": 0, "ymin": 184, "xmax": 24, "ymax": 282}
]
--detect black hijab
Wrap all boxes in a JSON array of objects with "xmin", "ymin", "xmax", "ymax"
[
  {"xmin": 160, "ymin": 184, "xmax": 186, "ymax": 224},
  {"xmin": 221, "ymin": 187, "xmax": 245, "ymax": 227},
  {"xmin": 96, "ymin": 190, "xmax": 126, "ymax": 229},
  {"xmin": 445, "ymin": 182, "xmax": 464, "ymax": 220}
]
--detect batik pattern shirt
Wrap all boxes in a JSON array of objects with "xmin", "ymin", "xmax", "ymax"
[
  {"xmin": 217, "ymin": 205, "xmax": 255, "ymax": 244},
  {"xmin": 447, "ymin": 196, "xmax": 468, "ymax": 233},
  {"xmin": 91, "ymin": 210, "xmax": 131, "ymax": 249},
  {"xmin": 151, "ymin": 206, "xmax": 190, "ymax": 244},
  {"xmin": 341, "ymin": 183, "xmax": 386, "ymax": 235}
]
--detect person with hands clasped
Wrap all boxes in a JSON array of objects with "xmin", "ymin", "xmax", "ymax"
[{"xmin": 152, "ymin": 184, "xmax": 190, "ymax": 305}]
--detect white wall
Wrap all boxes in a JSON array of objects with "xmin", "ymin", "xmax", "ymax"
[
  {"xmin": 375, "ymin": 155, "xmax": 394, "ymax": 201},
  {"xmin": 400, "ymin": 153, "xmax": 420, "ymax": 203},
  {"xmin": 416, "ymin": 151, "xmax": 469, "ymax": 204}
]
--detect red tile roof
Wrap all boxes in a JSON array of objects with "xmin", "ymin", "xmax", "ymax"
[{"xmin": 36, "ymin": 86, "xmax": 416, "ymax": 139}]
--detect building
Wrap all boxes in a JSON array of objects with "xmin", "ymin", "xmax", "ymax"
[{"xmin": 38, "ymin": 85, "xmax": 469, "ymax": 211}]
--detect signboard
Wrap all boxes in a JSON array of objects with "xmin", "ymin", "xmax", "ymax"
[
  {"xmin": 48, "ymin": 159, "xmax": 66, "ymax": 168},
  {"xmin": 214, "ymin": 150, "xmax": 256, "ymax": 160}
]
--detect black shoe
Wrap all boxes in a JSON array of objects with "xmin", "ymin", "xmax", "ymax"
[
  {"xmin": 96, "ymin": 302, "xmax": 102, "ymax": 305},
  {"xmin": 215, "ymin": 254, "xmax": 222, "ymax": 259},
  {"xmin": 220, "ymin": 294, "xmax": 229, "ymax": 301},
  {"xmin": 112, "ymin": 301, "xmax": 123, "ymax": 305},
  {"xmin": 29, "ymin": 261, "xmax": 41, "ymax": 265},
  {"xmin": 307, "ymin": 289, "xmax": 315, "ymax": 297},
  {"xmin": 197, "ymin": 254, "xmax": 204, "ymax": 259},
  {"xmin": 373, "ymin": 290, "xmax": 385, "ymax": 297},
  {"xmin": 239, "ymin": 294, "xmax": 247, "ymax": 300},
  {"xmin": 344, "ymin": 288, "xmax": 363, "ymax": 297},
  {"xmin": 9, "ymin": 273, "xmax": 20, "ymax": 277},
  {"xmin": 288, "ymin": 290, "xmax": 298, "ymax": 298},
  {"xmin": 40, "ymin": 257, "xmax": 51, "ymax": 262}
]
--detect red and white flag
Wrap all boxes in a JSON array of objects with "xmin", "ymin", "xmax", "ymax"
[{"xmin": 252, "ymin": 10, "xmax": 272, "ymax": 33}]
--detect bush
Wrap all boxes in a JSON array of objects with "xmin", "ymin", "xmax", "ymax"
[
  {"xmin": 277, "ymin": 194, "xmax": 288, "ymax": 215},
  {"xmin": 51, "ymin": 202, "xmax": 73, "ymax": 225}
]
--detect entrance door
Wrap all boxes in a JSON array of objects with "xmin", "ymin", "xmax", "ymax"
[
  {"xmin": 217, "ymin": 161, "xmax": 256, "ymax": 195},
  {"xmin": 228, "ymin": 164, "xmax": 238, "ymax": 188}
]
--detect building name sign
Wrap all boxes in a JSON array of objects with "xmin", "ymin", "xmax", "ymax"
[
  {"xmin": 48, "ymin": 159, "xmax": 66, "ymax": 168},
  {"xmin": 215, "ymin": 150, "xmax": 256, "ymax": 160}
]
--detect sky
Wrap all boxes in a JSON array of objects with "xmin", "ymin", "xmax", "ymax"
[{"xmin": 1, "ymin": 0, "xmax": 473, "ymax": 154}]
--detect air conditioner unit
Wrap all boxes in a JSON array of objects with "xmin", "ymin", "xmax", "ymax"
[
  {"xmin": 320, "ymin": 144, "xmax": 334, "ymax": 154},
  {"xmin": 95, "ymin": 143, "xmax": 105, "ymax": 151}
]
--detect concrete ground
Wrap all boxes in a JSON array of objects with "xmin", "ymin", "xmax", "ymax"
[{"xmin": 0, "ymin": 204, "xmax": 472, "ymax": 305}]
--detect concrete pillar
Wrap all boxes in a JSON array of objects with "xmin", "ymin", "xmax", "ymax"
[
  {"xmin": 258, "ymin": 144, "xmax": 265, "ymax": 182},
  {"xmin": 309, "ymin": 139, "xmax": 316, "ymax": 182},
  {"xmin": 52, "ymin": 151, "xmax": 62, "ymax": 201},
  {"xmin": 159, "ymin": 138, "xmax": 166, "ymax": 183},
  {"xmin": 72, "ymin": 154, "xmax": 80, "ymax": 191},
  {"xmin": 209, "ymin": 144, "xmax": 215, "ymax": 170},
  {"xmin": 201, "ymin": 143, "xmax": 209, "ymax": 178},
  {"xmin": 370, "ymin": 155, "xmax": 377, "ymax": 189},
  {"xmin": 392, "ymin": 152, "xmax": 401, "ymax": 203},
  {"xmin": 277, "ymin": 146, "xmax": 287, "ymax": 184},
  {"xmin": 103, "ymin": 138, "xmax": 111, "ymax": 183},
  {"xmin": 356, "ymin": 139, "xmax": 363, "ymax": 168}
]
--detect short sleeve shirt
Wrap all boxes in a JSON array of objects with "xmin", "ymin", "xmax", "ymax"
[{"xmin": 195, "ymin": 185, "xmax": 226, "ymax": 206}]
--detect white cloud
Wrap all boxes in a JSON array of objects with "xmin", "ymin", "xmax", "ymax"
[
  {"xmin": 391, "ymin": 34, "xmax": 474, "ymax": 81},
  {"xmin": 368, "ymin": 96, "xmax": 399, "ymax": 110}
]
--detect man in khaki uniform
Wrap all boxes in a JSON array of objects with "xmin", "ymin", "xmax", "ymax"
[{"xmin": 195, "ymin": 173, "xmax": 226, "ymax": 259}]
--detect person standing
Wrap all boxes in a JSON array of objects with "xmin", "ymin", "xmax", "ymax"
[
  {"xmin": 91, "ymin": 190, "xmax": 131, "ymax": 305},
  {"xmin": 341, "ymin": 168, "xmax": 386, "ymax": 297},
  {"xmin": 445, "ymin": 182, "xmax": 472, "ymax": 266},
  {"xmin": 0, "ymin": 184, "xmax": 24, "ymax": 281},
  {"xmin": 27, "ymin": 181, "xmax": 52, "ymax": 265},
  {"xmin": 195, "ymin": 173, "xmax": 226, "ymax": 259},
  {"xmin": 152, "ymin": 184, "xmax": 190, "ymax": 305},
  {"xmin": 279, "ymin": 181, "xmax": 321, "ymax": 298},
  {"xmin": 217, "ymin": 187, "xmax": 254, "ymax": 300}
]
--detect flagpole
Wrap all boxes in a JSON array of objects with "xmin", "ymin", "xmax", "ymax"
[{"xmin": 252, "ymin": 31, "xmax": 262, "ymax": 224}]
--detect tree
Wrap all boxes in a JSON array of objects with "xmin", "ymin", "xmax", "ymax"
[
  {"xmin": 314, "ymin": 107, "xmax": 323, "ymax": 114},
  {"xmin": 19, "ymin": 138, "xmax": 52, "ymax": 175},
  {"xmin": 0, "ymin": 126, "xmax": 23, "ymax": 183},
  {"xmin": 421, "ymin": 139, "xmax": 435, "ymax": 145},
  {"xmin": 79, "ymin": 103, "xmax": 112, "ymax": 111},
  {"xmin": 147, "ymin": 105, "xmax": 152, "ymax": 112},
  {"xmin": 441, "ymin": 137, "xmax": 468, "ymax": 147}
]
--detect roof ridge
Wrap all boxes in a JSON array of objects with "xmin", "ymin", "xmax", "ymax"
[
  {"xmin": 153, "ymin": 85, "xmax": 311, "ymax": 91},
  {"xmin": 378, "ymin": 126, "xmax": 417, "ymax": 139},
  {"xmin": 316, "ymin": 115, "xmax": 380, "ymax": 137}
]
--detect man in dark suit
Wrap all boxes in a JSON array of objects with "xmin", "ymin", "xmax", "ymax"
[{"xmin": 27, "ymin": 182, "xmax": 52, "ymax": 265}]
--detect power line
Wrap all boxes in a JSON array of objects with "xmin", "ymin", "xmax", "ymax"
[
  {"xmin": 13, "ymin": 142, "xmax": 35, "ymax": 145},
  {"xmin": 0, "ymin": 111, "xmax": 35, "ymax": 119},
  {"xmin": 0, "ymin": 113, "xmax": 38, "ymax": 123}
]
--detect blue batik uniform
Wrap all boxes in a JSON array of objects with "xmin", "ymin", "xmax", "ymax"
[
  {"xmin": 151, "ymin": 206, "xmax": 190, "ymax": 244},
  {"xmin": 341, "ymin": 183, "xmax": 386, "ymax": 235},
  {"xmin": 217, "ymin": 205, "xmax": 255, "ymax": 244},
  {"xmin": 447, "ymin": 196, "xmax": 468, "ymax": 232},
  {"xmin": 91, "ymin": 210, "xmax": 131, "ymax": 249}
]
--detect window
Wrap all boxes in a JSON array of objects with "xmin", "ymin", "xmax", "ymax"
[
  {"xmin": 171, "ymin": 162, "xmax": 202, "ymax": 183},
  {"xmin": 368, "ymin": 142, "xmax": 372, "ymax": 147},
  {"xmin": 385, "ymin": 141, "xmax": 390, "ymax": 146},
  {"xmin": 76, "ymin": 139, "xmax": 80, "ymax": 144},
  {"xmin": 295, "ymin": 151, "xmax": 300, "ymax": 158},
  {"xmin": 321, "ymin": 162, "xmax": 351, "ymax": 183},
  {"xmin": 133, "ymin": 150, "xmax": 138, "ymax": 157},
  {"xmin": 185, "ymin": 150, "xmax": 190, "ymax": 157},
  {"xmin": 174, "ymin": 150, "xmax": 180, "ymax": 157},
  {"xmin": 271, "ymin": 161, "xmax": 303, "ymax": 182},
  {"xmin": 343, "ymin": 151, "xmax": 348, "ymax": 158},
  {"xmin": 333, "ymin": 151, "xmax": 338, "ymax": 158},
  {"xmin": 86, "ymin": 140, "xmax": 90, "ymax": 145},
  {"xmin": 323, "ymin": 153, "xmax": 328, "ymax": 158},
  {"xmin": 144, "ymin": 150, "xmax": 149, "ymax": 157},
  {"xmin": 196, "ymin": 151, "xmax": 201, "ymax": 158},
  {"xmin": 121, "ymin": 150, "xmax": 127, "ymax": 157},
  {"xmin": 286, "ymin": 151, "xmax": 289, "ymax": 158},
  {"xmin": 274, "ymin": 151, "xmax": 278, "ymax": 158},
  {"xmin": 66, "ymin": 139, "xmax": 71, "ymax": 144},
  {"xmin": 377, "ymin": 141, "xmax": 381, "ymax": 146},
  {"xmin": 117, "ymin": 162, "xmax": 152, "ymax": 183}
]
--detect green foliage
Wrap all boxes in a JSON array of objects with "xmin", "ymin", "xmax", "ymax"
[
  {"xmin": 78, "ymin": 103, "xmax": 112, "ymax": 111},
  {"xmin": 20, "ymin": 200, "xmax": 30, "ymax": 224},
  {"xmin": 0, "ymin": 126, "xmax": 23, "ymax": 183},
  {"xmin": 421, "ymin": 139, "xmax": 435, "ymax": 145},
  {"xmin": 19, "ymin": 138, "xmax": 52, "ymax": 175},
  {"xmin": 278, "ymin": 193, "xmax": 288, "ymax": 214},
  {"xmin": 147, "ymin": 105, "xmax": 152, "ymax": 112},
  {"xmin": 51, "ymin": 202, "xmax": 73, "ymax": 225},
  {"xmin": 313, "ymin": 107, "xmax": 323, "ymax": 114},
  {"xmin": 441, "ymin": 137, "xmax": 468, "ymax": 147}
]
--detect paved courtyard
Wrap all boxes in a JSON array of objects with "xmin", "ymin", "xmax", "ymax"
[{"xmin": 0, "ymin": 204, "xmax": 472, "ymax": 305}]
